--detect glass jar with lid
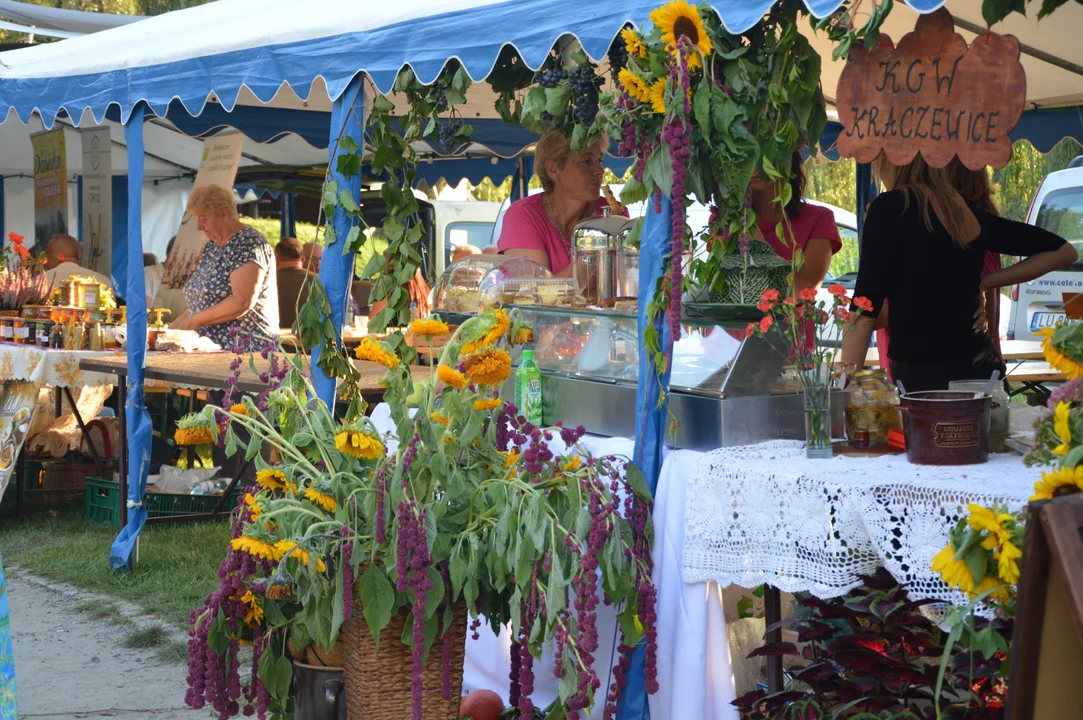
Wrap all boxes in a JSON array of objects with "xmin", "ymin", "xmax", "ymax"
[{"xmin": 845, "ymin": 368, "xmax": 902, "ymax": 444}]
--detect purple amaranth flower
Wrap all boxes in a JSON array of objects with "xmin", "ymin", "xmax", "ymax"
[{"xmin": 1048, "ymin": 377, "xmax": 1082, "ymax": 408}]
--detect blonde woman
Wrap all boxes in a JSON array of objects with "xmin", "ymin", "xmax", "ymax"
[
  {"xmin": 497, "ymin": 131, "xmax": 623, "ymax": 276},
  {"xmin": 170, "ymin": 185, "xmax": 279, "ymax": 349},
  {"xmin": 841, "ymin": 154, "xmax": 1075, "ymax": 392}
]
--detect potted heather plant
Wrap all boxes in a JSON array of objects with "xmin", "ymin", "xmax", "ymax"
[
  {"xmin": 184, "ymin": 308, "xmax": 659, "ymax": 720},
  {"xmin": 0, "ymin": 233, "xmax": 50, "ymax": 314}
]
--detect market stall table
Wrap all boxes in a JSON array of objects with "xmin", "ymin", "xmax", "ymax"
[
  {"xmin": 1006, "ymin": 360, "xmax": 1066, "ymax": 401},
  {"xmin": 1, "ymin": 345, "xmax": 121, "ymax": 514},
  {"xmin": 79, "ymin": 353, "xmax": 430, "ymax": 527},
  {"xmin": 682, "ymin": 440, "xmax": 1035, "ymax": 691}
]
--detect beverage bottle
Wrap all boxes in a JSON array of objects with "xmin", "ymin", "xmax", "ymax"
[{"xmin": 515, "ymin": 350, "xmax": 543, "ymax": 426}]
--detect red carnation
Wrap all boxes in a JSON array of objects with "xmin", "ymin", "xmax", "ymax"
[
  {"xmin": 854, "ymin": 296, "xmax": 874, "ymax": 313},
  {"xmin": 828, "ymin": 283, "xmax": 847, "ymax": 297}
]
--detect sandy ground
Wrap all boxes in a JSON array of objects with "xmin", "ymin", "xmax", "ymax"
[{"xmin": 6, "ymin": 571, "xmax": 210, "ymax": 720}]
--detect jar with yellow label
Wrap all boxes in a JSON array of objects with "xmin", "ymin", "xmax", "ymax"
[{"xmin": 844, "ymin": 369, "xmax": 902, "ymax": 444}]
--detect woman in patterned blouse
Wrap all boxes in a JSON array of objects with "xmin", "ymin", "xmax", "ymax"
[{"xmin": 171, "ymin": 185, "xmax": 279, "ymax": 350}]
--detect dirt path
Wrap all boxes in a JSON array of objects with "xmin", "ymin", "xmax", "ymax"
[{"xmin": 6, "ymin": 572, "xmax": 209, "ymax": 720}]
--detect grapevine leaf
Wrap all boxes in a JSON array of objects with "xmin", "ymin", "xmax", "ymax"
[
  {"xmin": 358, "ymin": 564, "xmax": 396, "ymax": 649},
  {"xmin": 693, "ymin": 79, "xmax": 712, "ymax": 142}
]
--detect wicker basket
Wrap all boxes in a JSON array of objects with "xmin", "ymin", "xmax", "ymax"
[
  {"xmin": 39, "ymin": 460, "xmax": 96, "ymax": 504},
  {"xmin": 340, "ymin": 593, "xmax": 467, "ymax": 720}
]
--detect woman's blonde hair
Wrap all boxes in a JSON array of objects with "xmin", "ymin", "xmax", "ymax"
[
  {"xmin": 187, "ymin": 185, "xmax": 237, "ymax": 218},
  {"xmin": 534, "ymin": 131, "xmax": 608, "ymax": 193},
  {"xmin": 946, "ymin": 158, "xmax": 998, "ymax": 217},
  {"xmin": 875, "ymin": 153, "xmax": 973, "ymax": 248}
]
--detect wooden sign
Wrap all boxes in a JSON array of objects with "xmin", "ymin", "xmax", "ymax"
[
  {"xmin": 836, "ymin": 9, "xmax": 1026, "ymax": 170},
  {"xmin": 1008, "ymin": 494, "xmax": 1083, "ymax": 719}
]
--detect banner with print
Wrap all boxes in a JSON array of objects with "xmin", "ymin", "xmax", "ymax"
[
  {"xmin": 161, "ymin": 133, "xmax": 245, "ymax": 291},
  {"xmin": 81, "ymin": 128, "xmax": 112, "ymax": 278},
  {"xmin": 30, "ymin": 128, "xmax": 68, "ymax": 251},
  {"xmin": 0, "ymin": 380, "xmax": 42, "ymax": 502}
]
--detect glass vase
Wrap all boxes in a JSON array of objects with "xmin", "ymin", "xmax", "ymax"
[{"xmin": 802, "ymin": 371, "xmax": 833, "ymax": 460}]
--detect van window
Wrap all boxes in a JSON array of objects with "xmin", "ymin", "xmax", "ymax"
[
  {"xmin": 445, "ymin": 222, "xmax": 495, "ymax": 265},
  {"xmin": 829, "ymin": 225, "xmax": 860, "ymax": 278},
  {"xmin": 1036, "ymin": 188, "xmax": 1083, "ymax": 242}
]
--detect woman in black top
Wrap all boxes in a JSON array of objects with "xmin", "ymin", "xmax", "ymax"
[{"xmin": 841, "ymin": 155, "xmax": 1077, "ymax": 392}]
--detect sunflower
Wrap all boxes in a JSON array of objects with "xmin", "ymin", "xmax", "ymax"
[
  {"xmin": 256, "ymin": 469, "xmax": 294, "ymax": 493},
  {"xmin": 510, "ymin": 326, "xmax": 536, "ymax": 346},
  {"xmin": 174, "ymin": 426, "xmax": 213, "ymax": 446},
  {"xmin": 240, "ymin": 590, "xmax": 264, "ymax": 626},
  {"xmin": 931, "ymin": 543, "xmax": 975, "ymax": 594},
  {"xmin": 650, "ymin": 0, "xmax": 713, "ymax": 71},
  {"xmin": 996, "ymin": 538, "xmax": 1022, "ymax": 585},
  {"xmin": 463, "ymin": 347, "xmax": 512, "ymax": 387},
  {"xmin": 438, "ymin": 364, "xmax": 467, "ymax": 389},
  {"xmin": 231, "ymin": 536, "xmax": 279, "ymax": 562},
  {"xmin": 473, "ymin": 398, "xmax": 502, "ymax": 412},
  {"xmin": 971, "ymin": 574, "xmax": 1013, "ymax": 604},
  {"xmin": 334, "ymin": 430, "xmax": 385, "ymax": 460},
  {"xmin": 966, "ymin": 503, "xmax": 1013, "ymax": 550},
  {"xmin": 462, "ymin": 309, "xmax": 511, "ymax": 355},
  {"xmin": 266, "ymin": 583, "xmax": 293, "ymax": 600},
  {"xmin": 305, "ymin": 487, "xmax": 337, "ymax": 514},
  {"xmin": 621, "ymin": 27, "xmax": 647, "ymax": 58},
  {"xmin": 244, "ymin": 493, "xmax": 262, "ymax": 522},
  {"xmin": 1053, "ymin": 401, "xmax": 1073, "ymax": 455},
  {"xmin": 355, "ymin": 338, "xmax": 400, "ymax": 369},
  {"xmin": 649, "ymin": 78, "xmax": 667, "ymax": 114},
  {"xmin": 409, "ymin": 317, "xmax": 450, "ymax": 338},
  {"xmin": 618, "ymin": 68, "xmax": 652, "ymax": 104},
  {"xmin": 1031, "ymin": 465, "xmax": 1083, "ymax": 501},
  {"xmin": 275, "ymin": 541, "xmax": 327, "ymax": 572},
  {"xmin": 229, "ymin": 403, "xmax": 248, "ymax": 416},
  {"xmin": 430, "ymin": 412, "xmax": 451, "ymax": 426},
  {"xmin": 1041, "ymin": 327, "xmax": 1083, "ymax": 380}
]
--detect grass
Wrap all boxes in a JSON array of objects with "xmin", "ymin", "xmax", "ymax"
[
  {"xmin": 75, "ymin": 599, "xmax": 132, "ymax": 626},
  {"xmin": 0, "ymin": 501, "xmax": 230, "ymax": 629},
  {"xmin": 123, "ymin": 624, "xmax": 190, "ymax": 664}
]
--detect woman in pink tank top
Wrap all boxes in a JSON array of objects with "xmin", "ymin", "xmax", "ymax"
[{"xmin": 497, "ymin": 132, "xmax": 624, "ymax": 275}]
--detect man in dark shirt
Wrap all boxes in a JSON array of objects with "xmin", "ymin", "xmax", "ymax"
[{"xmin": 275, "ymin": 237, "xmax": 314, "ymax": 331}]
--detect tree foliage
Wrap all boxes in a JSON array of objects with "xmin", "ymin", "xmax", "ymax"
[{"xmin": 0, "ymin": 0, "xmax": 214, "ymax": 44}]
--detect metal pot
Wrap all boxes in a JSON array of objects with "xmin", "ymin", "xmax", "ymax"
[
  {"xmin": 293, "ymin": 661, "xmax": 347, "ymax": 720},
  {"xmin": 900, "ymin": 390, "xmax": 990, "ymax": 466},
  {"xmin": 616, "ymin": 221, "xmax": 639, "ymax": 298},
  {"xmin": 572, "ymin": 216, "xmax": 633, "ymax": 305}
]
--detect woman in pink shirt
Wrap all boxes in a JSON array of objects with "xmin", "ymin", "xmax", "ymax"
[
  {"xmin": 750, "ymin": 151, "xmax": 842, "ymax": 295},
  {"xmin": 497, "ymin": 132, "xmax": 620, "ymax": 276}
]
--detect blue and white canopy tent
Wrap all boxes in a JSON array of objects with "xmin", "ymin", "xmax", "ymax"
[{"xmin": 1, "ymin": 0, "xmax": 1082, "ymax": 716}]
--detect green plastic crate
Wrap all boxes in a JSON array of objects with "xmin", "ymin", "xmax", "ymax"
[{"xmin": 85, "ymin": 476, "xmax": 244, "ymax": 529}]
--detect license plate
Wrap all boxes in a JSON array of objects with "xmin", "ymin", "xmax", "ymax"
[{"xmin": 1031, "ymin": 311, "xmax": 1065, "ymax": 334}]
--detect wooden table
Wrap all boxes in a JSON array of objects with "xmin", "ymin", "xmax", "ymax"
[
  {"xmin": 1002, "ymin": 340, "xmax": 1044, "ymax": 361},
  {"xmin": 79, "ymin": 352, "xmax": 430, "ymax": 526},
  {"xmin": 1007, "ymin": 361, "xmax": 1067, "ymax": 401}
]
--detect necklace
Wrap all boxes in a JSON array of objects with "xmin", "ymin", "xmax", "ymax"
[{"xmin": 545, "ymin": 192, "xmax": 590, "ymax": 247}]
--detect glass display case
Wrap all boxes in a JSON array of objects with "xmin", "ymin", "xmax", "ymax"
[{"xmin": 503, "ymin": 304, "xmax": 846, "ymax": 450}]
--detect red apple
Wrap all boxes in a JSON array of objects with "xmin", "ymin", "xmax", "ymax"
[{"xmin": 460, "ymin": 689, "xmax": 505, "ymax": 720}]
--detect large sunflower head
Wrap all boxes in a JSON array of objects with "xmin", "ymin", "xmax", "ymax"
[
  {"xmin": 649, "ymin": 0, "xmax": 713, "ymax": 71},
  {"xmin": 621, "ymin": 27, "xmax": 648, "ymax": 59},
  {"xmin": 1031, "ymin": 465, "xmax": 1083, "ymax": 501},
  {"xmin": 355, "ymin": 338, "xmax": 400, "ymax": 369},
  {"xmin": 619, "ymin": 68, "xmax": 652, "ymax": 105},
  {"xmin": 463, "ymin": 347, "xmax": 512, "ymax": 387}
]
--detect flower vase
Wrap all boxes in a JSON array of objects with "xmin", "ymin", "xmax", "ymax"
[{"xmin": 801, "ymin": 368, "xmax": 833, "ymax": 459}]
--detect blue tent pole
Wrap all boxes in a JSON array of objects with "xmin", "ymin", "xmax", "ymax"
[
  {"xmin": 287, "ymin": 193, "xmax": 297, "ymax": 238},
  {"xmin": 311, "ymin": 76, "xmax": 364, "ymax": 411},
  {"xmin": 110, "ymin": 105, "xmax": 153, "ymax": 571},
  {"xmin": 279, "ymin": 193, "xmax": 289, "ymax": 240},
  {"xmin": 616, "ymin": 195, "xmax": 673, "ymax": 720}
]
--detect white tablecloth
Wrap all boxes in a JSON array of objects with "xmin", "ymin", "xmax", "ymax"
[
  {"xmin": 369, "ymin": 404, "xmax": 738, "ymax": 720},
  {"xmin": 682, "ymin": 440, "xmax": 1034, "ymax": 608}
]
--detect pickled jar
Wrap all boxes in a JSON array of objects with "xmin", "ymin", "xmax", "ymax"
[
  {"xmin": 845, "ymin": 368, "xmax": 902, "ymax": 444},
  {"xmin": 12, "ymin": 319, "xmax": 28, "ymax": 344}
]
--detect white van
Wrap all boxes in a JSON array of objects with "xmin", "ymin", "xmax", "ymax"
[
  {"xmin": 430, "ymin": 200, "xmax": 502, "ymax": 279},
  {"xmin": 1007, "ymin": 158, "xmax": 1083, "ymax": 339}
]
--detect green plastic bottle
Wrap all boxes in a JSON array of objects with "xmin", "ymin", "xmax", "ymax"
[{"xmin": 515, "ymin": 350, "xmax": 543, "ymax": 426}]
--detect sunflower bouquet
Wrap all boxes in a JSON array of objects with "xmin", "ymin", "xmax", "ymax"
[
  {"xmin": 1026, "ymin": 322, "xmax": 1083, "ymax": 470},
  {"xmin": 183, "ymin": 308, "xmax": 659, "ymax": 720},
  {"xmin": 931, "ymin": 503, "xmax": 1023, "ymax": 606}
]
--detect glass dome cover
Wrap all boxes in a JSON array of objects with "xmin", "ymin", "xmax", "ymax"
[{"xmin": 433, "ymin": 255, "xmax": 553, "ymax": 315}]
